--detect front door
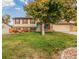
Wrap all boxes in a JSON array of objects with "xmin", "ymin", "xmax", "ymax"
[{"xmin": 36, "ymin": 23, "xmax": 41, "ymax": 32}]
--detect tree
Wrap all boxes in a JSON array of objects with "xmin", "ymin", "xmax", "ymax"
[
  {"xmin": 61, "ymin": 0, "xmax": 77, "ymax": 32},
  {"xmin": 2, "ymin": 15, "xmax": 10, "ymax": 24},
  {"xmin": 24, "ymin": 0, "xmax": 77, "ymax": 58},
  {"xmin": 62, "ymin": 0, "xmax": 77, "ymax": 22},
  {"xmin": 64, "ymin": 8, "xmax": 76, "ymax": 22},
  {"xmin": 24, "ymin": 0, "xmax": 65, "ymax": 35}
]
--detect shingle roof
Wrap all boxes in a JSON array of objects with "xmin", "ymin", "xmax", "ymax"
[{"xmin": 13, "ymin": 16, "xmax": 33, "ymax": 19}]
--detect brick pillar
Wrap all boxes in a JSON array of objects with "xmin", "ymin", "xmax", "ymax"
[
  {"xmin": 28, "ymin": 19, "xmax": 30, "ymax": 24},
  {"xmin": 20, "ymin": 19, "xmax": 22, "ymax": 24},
  {"xmin": 70, "ymin": 24, "xmax": 73, "ymax": 32},
  {"xmin": 50, "ymin": 23, "xmax": 53, "ymax": 31}
]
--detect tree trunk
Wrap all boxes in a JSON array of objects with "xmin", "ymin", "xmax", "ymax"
[{"xmin": 42, "ymin": 23, "xmax": 45, "ymax": 36}]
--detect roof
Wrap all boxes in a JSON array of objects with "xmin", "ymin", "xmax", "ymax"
[{"xmin": 13, "ymin": 16, "xmax": 33, "ymax": 19}]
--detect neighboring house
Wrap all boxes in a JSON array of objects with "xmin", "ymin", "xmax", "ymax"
[
  {"xmin": 13, "ymin": 16, "xmax": 77, "ymax": 32},
  {"xmin": 2, "ymin": 23, "xmax": 11, "ymax": 34}
]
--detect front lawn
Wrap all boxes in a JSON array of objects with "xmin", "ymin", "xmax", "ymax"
[{"xmin": 2, "ymin": 32, "xmax": 77, "ymax": 59}]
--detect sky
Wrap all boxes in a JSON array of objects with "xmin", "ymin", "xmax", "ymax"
[
  {"xmin": 2, "ymin": 0, "xmax": 33, "ymax": 18},
  {"xmin": 2, "ymin": 0, "xmax": 33, "ymax": 25}
]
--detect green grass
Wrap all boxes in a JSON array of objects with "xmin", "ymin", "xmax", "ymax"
[{"xmin": 2, "ymin": 32, "xmax": 77, "ymax": 59}]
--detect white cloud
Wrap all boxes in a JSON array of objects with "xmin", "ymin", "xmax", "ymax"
[
  {"xmin": 20, "ymin": 0, "xmax": 28, "ymax": 5},
  {"xmin": 25, "ymin": 1, "xmax": 28, "ymax": 5},
  {"xmin": 2, "ymin": 0, "xmax": 15, "ymax": 7},
  {"xmin": 15, "ymin": 7, "xmax": 21, "ymax": 11},
  {"xmin": 20, "ymin": 0, "xmax": 25, "ymax": 2}
]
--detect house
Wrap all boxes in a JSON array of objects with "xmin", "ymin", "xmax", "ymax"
[
  {"xmin": 13, "ymin": 16, "xmax": 52, "ymax": 32},
  {"xmin": 13, "ymin": 16, "xmax": 77, "ymax": 32},
  {"xmin": 2, "ymin": 23, "xmax": 11, "ymax": 34},
  {"xmin": 13, "ymin": 16, "xmax": 36, "ymax": 32},
  {"xmin": 53, "ymin": 20, "xmax": 77, "ymax": 32}
]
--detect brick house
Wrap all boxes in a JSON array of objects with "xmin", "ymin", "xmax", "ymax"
[
  {"xmin": 13, "ymin": 16, "xmax": 52, "ymax": 32},
  {"xmin": 13, "ymin": 17, "xmax": 77, "ymax": 32}
]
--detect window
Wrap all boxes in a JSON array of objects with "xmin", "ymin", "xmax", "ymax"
[
  {"xmin": 15, "ymin": 19, "xmax": 20, "ymax": 24},
  {"xmin": 14, "ymin": 27, "xmax": 20, "ymax": 31},
  {"xmin": 30, "ymin": 19, "xmax": 35, "ymax": 24},
  {"xmin": 15, "ymin": 27, "xmax": 20, "ymax": 30},
  {"xmin": 22, "ymin": 19, "xmax": 28, "ymax": 24}
]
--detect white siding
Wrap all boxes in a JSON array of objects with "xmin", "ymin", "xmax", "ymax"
[{"xmin": 53, "ymin": 25, "xmax": 70, "ymax": 32}]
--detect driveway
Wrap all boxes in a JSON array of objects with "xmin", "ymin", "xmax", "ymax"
[
  {"xmin": 61, "ymin": 32, "xmax": 77, "ymax": 35},
  {"xmin": 56, "ymin": 31, "xmax": 77, "ymax": 35}
]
